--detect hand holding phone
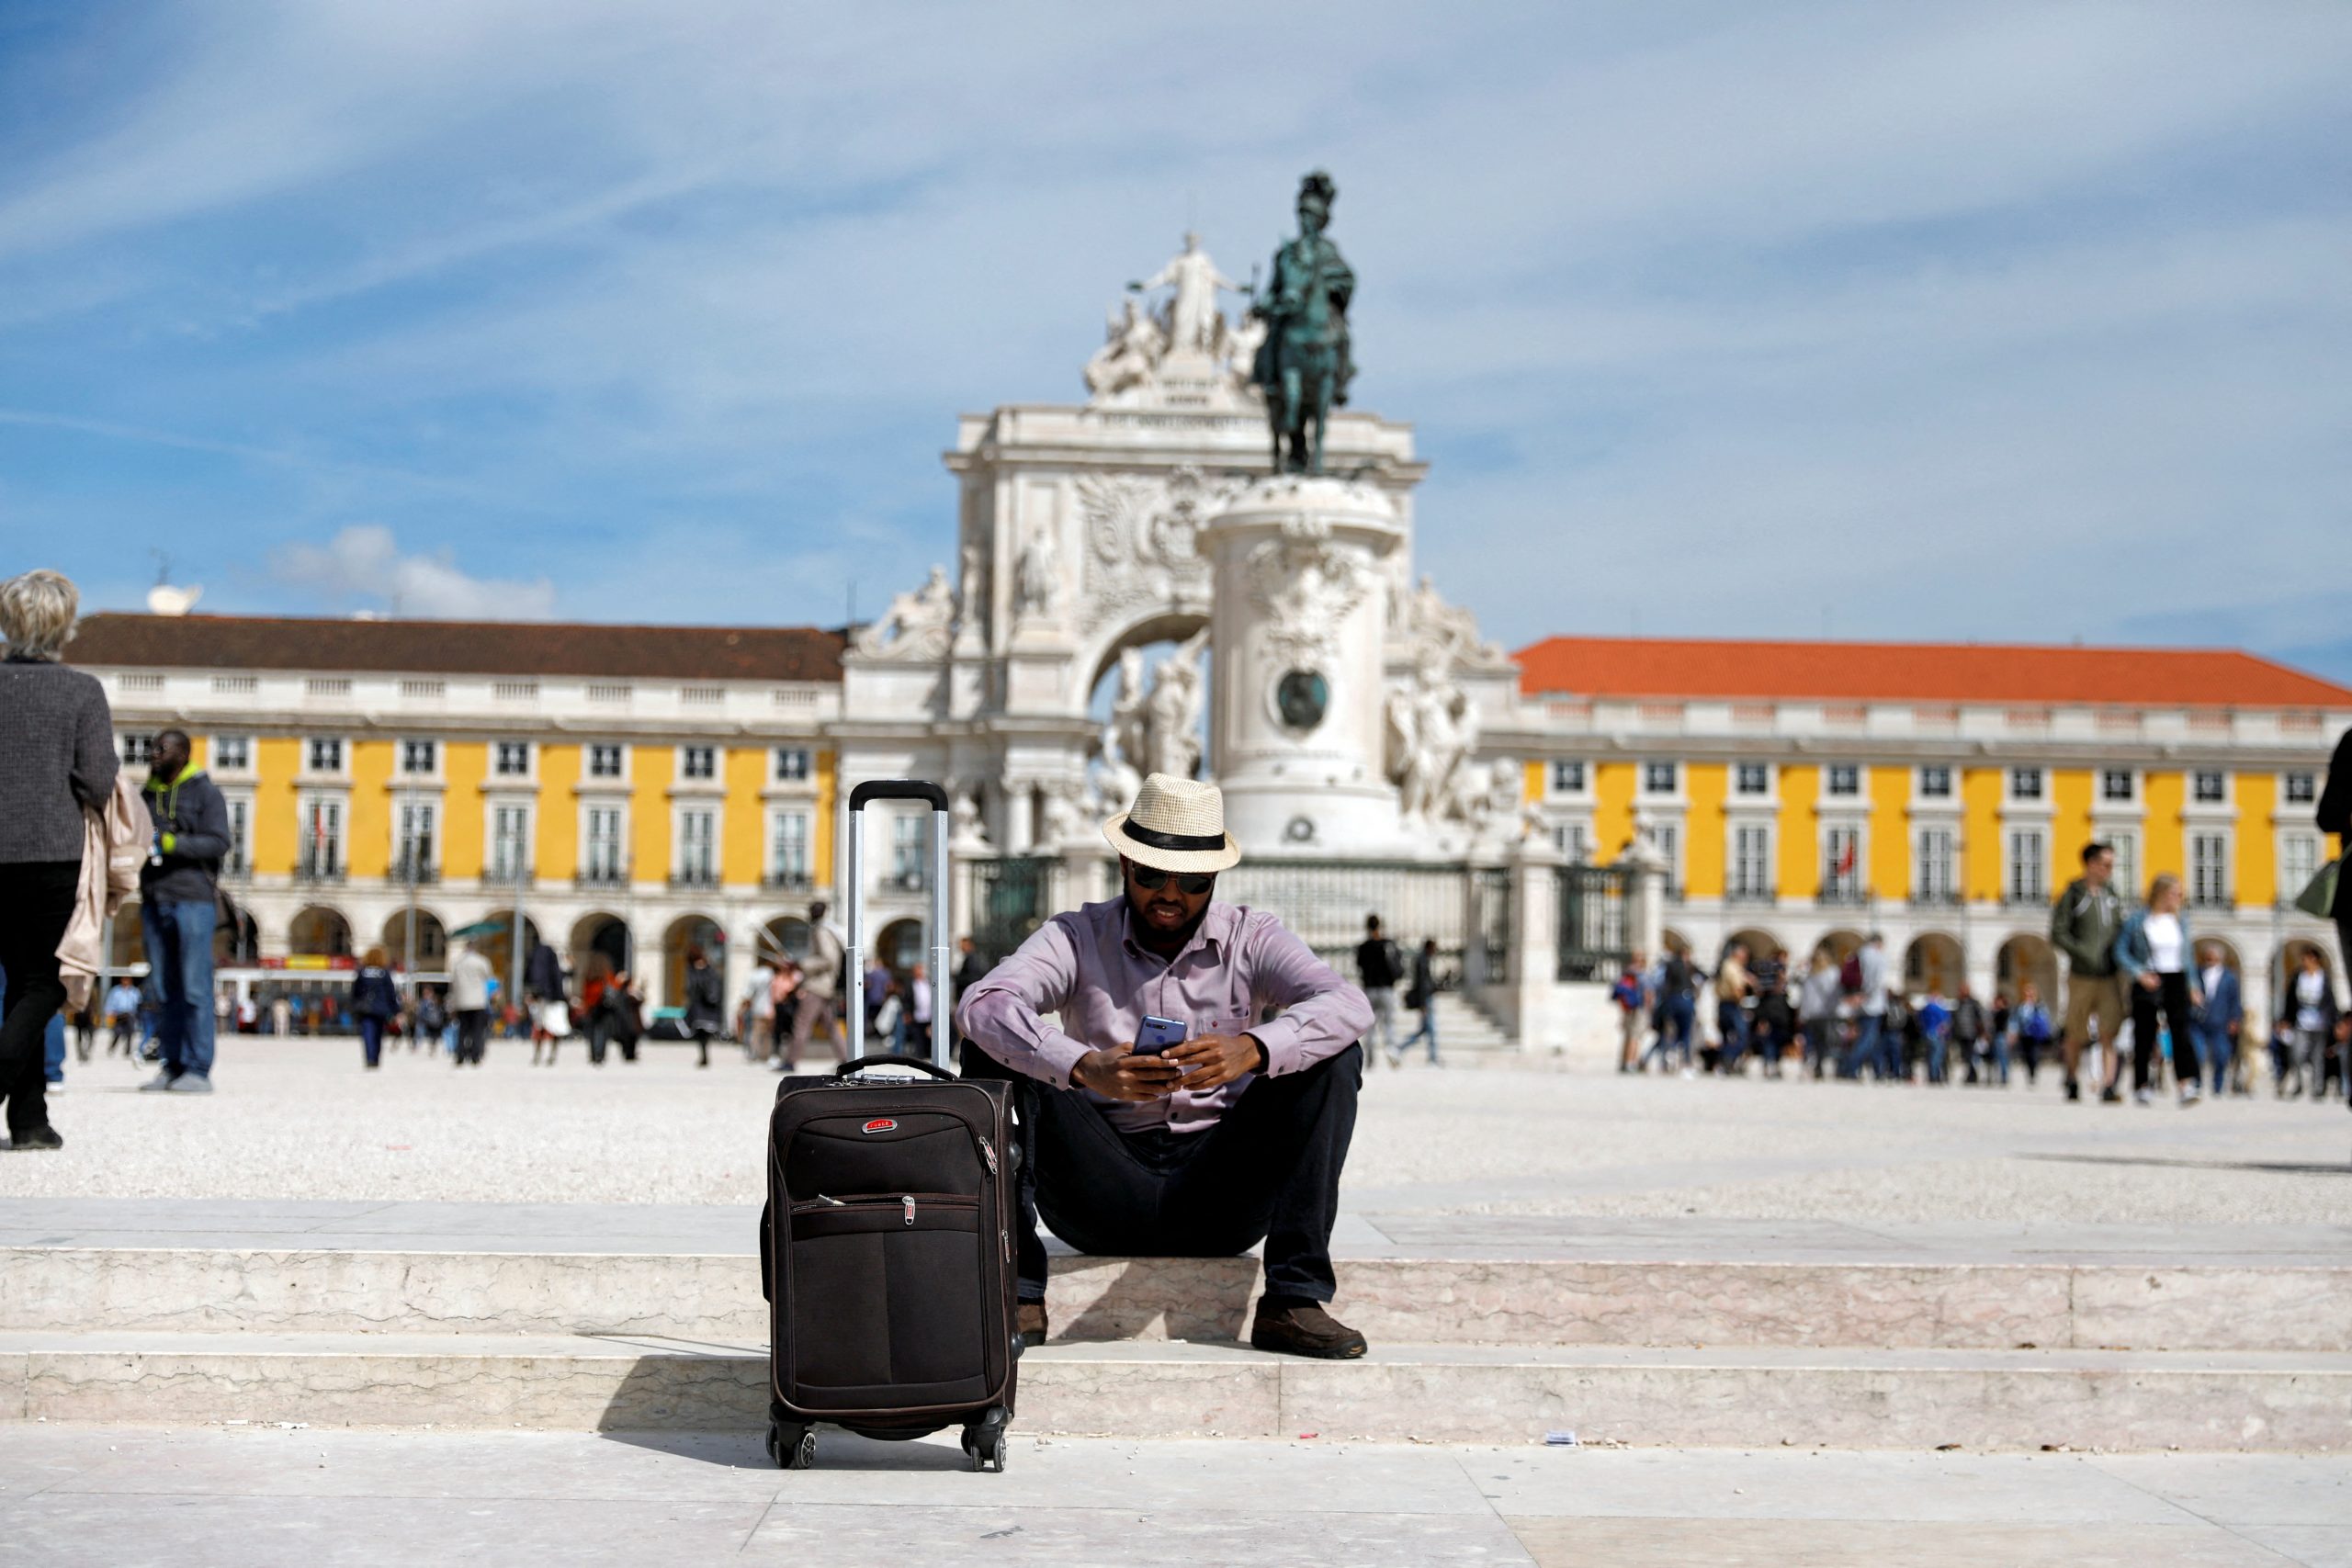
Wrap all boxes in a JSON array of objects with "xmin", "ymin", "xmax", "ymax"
[{"xmin": 1134, "ymin": 1015, "xmax": 1188, "ymax": 1055}]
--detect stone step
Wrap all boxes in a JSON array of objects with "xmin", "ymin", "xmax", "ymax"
[
  {"xmin": 3, "ymin": 1331, "xmax": 2341, "ymax": 1450},
  {"xmin": 7, "ymin": 1245, "xmax": 2344, "ymax": 1354}
]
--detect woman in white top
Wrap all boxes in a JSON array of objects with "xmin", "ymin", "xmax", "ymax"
[
  {"xmin": 2113, "ymin": 873, "xmax": 2202, "ymax": 1106},
  {"xmin": 2277, "ymin": 945, "xmax": 2340, "ymax": 1099}
]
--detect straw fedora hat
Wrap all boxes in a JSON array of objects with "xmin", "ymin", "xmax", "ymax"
[{"xmin": 1102, "ymin": 773, "xmax": 1242, "ymax": 874}]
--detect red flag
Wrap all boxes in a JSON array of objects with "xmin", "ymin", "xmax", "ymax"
[{"xmin": 1835, "ymin": 840, "xmax": 1857, "ymax": 878}]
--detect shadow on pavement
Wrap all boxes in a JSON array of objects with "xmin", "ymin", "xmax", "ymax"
[{"xmin": 2019, "ymin": 1153, "xmax": 2352, "ymax": 1176}]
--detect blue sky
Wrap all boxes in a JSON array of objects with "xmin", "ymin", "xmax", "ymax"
[{"xmin": 2, "ymin": 2, "xmax": 2348, "ymax": 679}]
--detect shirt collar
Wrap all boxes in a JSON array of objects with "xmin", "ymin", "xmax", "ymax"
[{"xmin": 1117, "ymin": 897, "xmax": 1238, "ymax": 965}]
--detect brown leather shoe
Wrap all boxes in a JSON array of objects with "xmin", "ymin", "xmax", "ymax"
[
  {"xmin": 1016, "ymin": 1301, "xmax": 1048, "ymax": 1348},
  {"xmin": 1250, "ymin": 1299, "xmax": 1367, "ymax": 1359}
]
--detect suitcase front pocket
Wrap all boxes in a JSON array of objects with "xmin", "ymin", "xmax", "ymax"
[{"xmin": 786, "ymin": 1197, "xmax": 989, "ymax": 1408}]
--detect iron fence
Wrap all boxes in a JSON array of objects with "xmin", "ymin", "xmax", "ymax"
[
  {"xmin": 1216, "ymin": 859, "xmax": 1493, "ymax": 990},
  {"xmin": 1556, "ymin": 863, "xmax": 1634, "ymax": 982}
]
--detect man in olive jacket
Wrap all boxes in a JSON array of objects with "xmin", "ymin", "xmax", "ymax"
[
  {"xmin": 2049, "ymin": 840, "xmax": 2125, "ymax": 1103},
  {"xmin": 138, "ymin": 729, "xmax": 231, "ymax": 1093}
]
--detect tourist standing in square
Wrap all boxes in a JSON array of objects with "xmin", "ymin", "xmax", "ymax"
[
  {"xmin": 0, "ymin": 570, "xmax": 119, "ymax": 1149},
  {"xmin": 2191, "ymin": 944, "xmax": 2242, "ymax": 1096},
  {"xmin": 136, "ymin": 727, "xmax": 229, "ymax": 1095},
  {"xmin": 1355, "ymin": 915, "xmax": 1402, "ymax": 1066},
  {"xmin": 2050, "ymin": 842, "xmax": 2126, "ymax": 1102},
  {"xmin": 2114, "ymin": 874, "xmax": 2201, "ymax": 1107}
]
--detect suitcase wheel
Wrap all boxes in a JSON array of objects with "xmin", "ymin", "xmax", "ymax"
[
  {"xmin": 960, "ymin": 1407, "xmax": 1011, "ymax": 1473},
  {"xmin": 768, "ymin": 1422, "xmax": 816, "ymax": 1471}
]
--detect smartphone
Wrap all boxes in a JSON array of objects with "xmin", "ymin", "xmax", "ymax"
[{"xmin": 1134, "ymin": 1015, "xmax": 1188, "ymax": 1055}]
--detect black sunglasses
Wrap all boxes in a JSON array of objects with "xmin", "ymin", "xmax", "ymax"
[{"xmin": 1129, "ymin": 864, "xmax": 1216, "ymax": 897}]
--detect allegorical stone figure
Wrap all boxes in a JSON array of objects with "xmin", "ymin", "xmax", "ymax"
[{"xmin": 1250, "ymin": 170, "xmax": 1355, "ymax": 474}]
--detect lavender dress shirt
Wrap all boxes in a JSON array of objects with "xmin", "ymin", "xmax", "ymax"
[{"xmin": 956, "ymin": 897, "xmax": 1374, "ymax": 1136}]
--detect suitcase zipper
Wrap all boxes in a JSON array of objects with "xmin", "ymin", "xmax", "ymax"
[
  {"xmin": 977, "ymin": 1134, "xmax": 998, "ymax": 1177},
  {"xmin": 903, "ymin": 1195, "xmax": 916, "ymax": 1226}
]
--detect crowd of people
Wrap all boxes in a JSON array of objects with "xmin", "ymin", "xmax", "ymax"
[{"xmin": 1610, "ymin": 840, "xmax": 2352, "ymax": 1109}]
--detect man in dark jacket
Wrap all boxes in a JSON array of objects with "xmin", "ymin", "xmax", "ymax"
[
  {"xmin": 2049, "ymin": 841, "xmax": 2125, "ymax": 1104},
  {"xmin": 138, "ymin": 729, "xmax": 230, "ymax": 1094},
  {"xmin": 1354, "ymin": 915, "xmax": 1403, "ymax": 1067}
]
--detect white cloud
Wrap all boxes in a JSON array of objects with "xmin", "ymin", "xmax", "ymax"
[{"xmin": 272, "ymin": 525, "xmax": 556, "ymax": 620}]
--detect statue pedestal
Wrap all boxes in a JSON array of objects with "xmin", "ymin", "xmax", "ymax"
[{"xmin": 1202, "ymin": 477, "xmax": 1409, "ymax": 855}]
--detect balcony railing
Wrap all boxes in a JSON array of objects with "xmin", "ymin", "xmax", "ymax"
[
  {"xmin": 392, "ymin": 858, "xmax": 439, "ymax": 886},
  {"xmin": 295, "ymin": 858, "xmax": 345, "ymax": 885},
  {"xmin": 484, "ymin": 863, "xmax": 535, "ymax": 886},
  {"xmin": 888, "ymin": 868, "xmax": 933, "ymax": 894},
  {"xmin": 1815, "ymin": 887, "xmax": 1868, "ymax": 908},
  {"xmin": 1908, "ymin": 890, "xmax": 1962, "ymax": 908},
  {"xmin": 575, "ymin": 865, "xmax": 629, "ymax": 889},
  {"xmin": 763, "ymin": 869, "xmax": 814, "ymax": 892},
  {"xmin": 1724, "ymin": 887, "xmax": 1777, "ymax": 906},
  {"xmin": 669, "ymin": 868, "xmax": 722, "ymax": 891},
  {"xmin": 2003, "ymin": 888, "xmax": 2050, "ymax": 908}
]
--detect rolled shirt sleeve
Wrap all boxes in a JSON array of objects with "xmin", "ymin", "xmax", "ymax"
[
  {"xmin": 956, "ymin": 916, "xmax": 1093, "ymax": 1089},
  {"xmin": 1239, "ymin": 916, "xmax": 1374, "ymax": 1077}
]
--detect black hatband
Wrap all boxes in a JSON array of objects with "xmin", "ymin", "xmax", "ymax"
[{"xmin": 1122, "ymin": 821, "xmax": 1227, "ymax": 852}]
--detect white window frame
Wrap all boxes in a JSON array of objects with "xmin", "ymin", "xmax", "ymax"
[
  {"xmin": 1734, "ymin": 761, "xmax": 1771, "ymax": 798},
  {"xmin": 1549, "ymin": 759, "xmax": 1589, "ymax": 797},
  {"xmin": 1555, "ymin": 819, "xmax": 1591, "ymax": 863},
  {"xmin": 2101, "ymin": 828, "xmax": 2141, "ymax": 905},
  {"xmin": 1917, "ymin": 764, "xmax": 1953, "ymax": 800},
  {"xmin": 1650, "ymin": 819, "xmax": 1683, "ymax": 897},
  {"xmin": 1730, "ymin": 822, "xmax": 1773, "ymax": 900},
  {"xmin": 1821, "ymin": 822, "xmax": 1864, "ymax": 903},
  {"xmin": 1915, "ymin": 825, "xmax": 1958, "ymax": 904},
  {"xmin": 2007, "ymin": 827, "xmax": 2048, "ymax": 904},
  {"xmin": 221, "ymin": 793, "xmax": 252, "ymax": 876},
  {"xmin": 1640, "ymin": 761, "xmax": 1679, "ymax": 797},
  {"xmin": 300, "ymin": 794, "xmax": 345, "ymax": 879},
  {"xmin": 2188, "ymin": 829, "xmax": 2230, "ymax": 908},
  {"xmin": 581, "ymin": 803, "xmax": 628, "ymax": 884},
  {"xmin": 394, "ymin": 796, "xmax": 439, "ymax": 880},
  {"xmin": 773, "ymin": 747, "xmax": 814, "ymax": 784},
  {"xmin": 587, "ymin": 743, "xmax": 628, "ymax": 782},
  {"xmin": 1824, "ymin": 763, "xmax": 1863, "ymax": 799},
  {"xmin": 398, "ymin": 738, "xmax": 439, "ymax": 778},
  {"xmin": 2099, "ymin": 768, "xmax": 2137, "ymax": 805},
  {"xmin": 209, "ymin": 736, "xmax": 254, "ymax": 775},
  {"xmin": 2282, "ymin": 771, "xmax": 2317, "ymax": 807},
  {"xmin": 2190, "ymin": 770, "xmax": 2228, "ymax": 807},
  {"xmin": 2279, "ymin": 830, "xmax": 2322, "ymax": 906},
  {"xmin": 305, "ymin": 737, "xmax": 345, "ymax": 776},
  {"xmin": 488, "ymin": 801, "xmax": 533, "ymax": 883},
  {"xmin": 673, "ymin": 805, "xmax": 719, "ymax": 884},
  {"xmin": 768, "ymin": 807, "xmax": 812, "ymax": 887},
  {"xmin": 2007, "ymin": 766, "xmax": 2045, "ymax": 803},
  {"xmin": 492, "ymin": 740, "xmax": 534, "ymax": 781},
  {"xmin": 678, "ymin": 745, "xmax": 718, "ymax": 783}
]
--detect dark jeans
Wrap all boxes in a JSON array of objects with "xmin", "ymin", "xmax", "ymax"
[
  {"xmin": 2131, "ymin": 971, "xmax": 2195, "ymax": 1095},
  {"xmin": 0, "ymin": 860, "xmax": 79, "ymax": 1134},
  {"xmin": 140, "ymin": 896, "xmax": 218, "ymax": 1079},
  {"xmin": 970, "ymin": 1042, "xmax": 1363, "ymax": 1305},
  {"xmin": 455, "ymin": 1009, "xmax": 489, "ymax": 1064},
  {"xmin": 358, "ymin": 1016, "xmax": 387, "ymax": 1067}
]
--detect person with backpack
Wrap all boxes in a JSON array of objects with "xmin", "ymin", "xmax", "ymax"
[
  {"xmin": 683, "ymin": 944, "xmax": 725, "ymax": 1068},
  {"xmin": 1355, "ymin": 915, "xmax": 1404, "ymax": 1067},
  {"xmin": 1653, "ymin": 940, "xmax": 1698, "ymax": 1077},
  {"xmin": 1611, "ymin": 953, "xmax": 1648, "ymax": 1073},
  {"xmin": 346, "ymin": 948, "xmax": 402, "ymax": 1071},
  {"xmin": 2050, "ymin": 841, "xmax": 2127, "ymax": 1102},
  {"xmin": 1397, "ymin": 938, "xmax": 1440, "ymax": 1065},
  {"xmin": 2010, "ymin": 981, "xmax": 2053, "ymax": 1085}
]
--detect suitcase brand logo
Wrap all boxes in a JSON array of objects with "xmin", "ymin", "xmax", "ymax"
[{"xmin": 861, "ymin": 1118, "xmax": 899, "ymax": 1134}]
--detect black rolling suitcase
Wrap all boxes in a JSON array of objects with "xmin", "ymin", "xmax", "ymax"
[{"xmin": 759, "ymin": 780, "xmax": 1020, "ymax": 1472}]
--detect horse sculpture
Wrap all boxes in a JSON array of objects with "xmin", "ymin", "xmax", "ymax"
[{"xmin": 1249, "ymin": 170, "xmax": 1356, "ymax": 475}]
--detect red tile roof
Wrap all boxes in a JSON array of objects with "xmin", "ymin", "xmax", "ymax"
[
  {"xmin": 67, "ymin": 614, "xmax": 845, "ymax": 682},
  {"xmin": 1515, "ymin": 636, "xmax": 2352, "ymax": 709}
]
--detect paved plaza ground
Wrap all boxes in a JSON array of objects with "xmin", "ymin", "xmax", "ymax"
[
  {"xmin": 8, "ymin": 1036, "xmax": 2346, "ymax": 1224},
  {"xmin": 7, "ymin": 1040, "xmax": 2347, "ymax": 1565},
  {"xmin": 3, "ymin": 1426, "xmax": 2346, "ymax": 1566}
]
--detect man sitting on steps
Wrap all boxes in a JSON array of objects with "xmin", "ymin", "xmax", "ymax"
[{"xmin": 956, "ymin": 773, "xmax": 1374, "ymax": 1359}]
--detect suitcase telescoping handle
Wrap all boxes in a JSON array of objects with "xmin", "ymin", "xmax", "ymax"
[{"xmin": 842, "ymin": 779, "xmax": 955, "ymax": 1072}]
